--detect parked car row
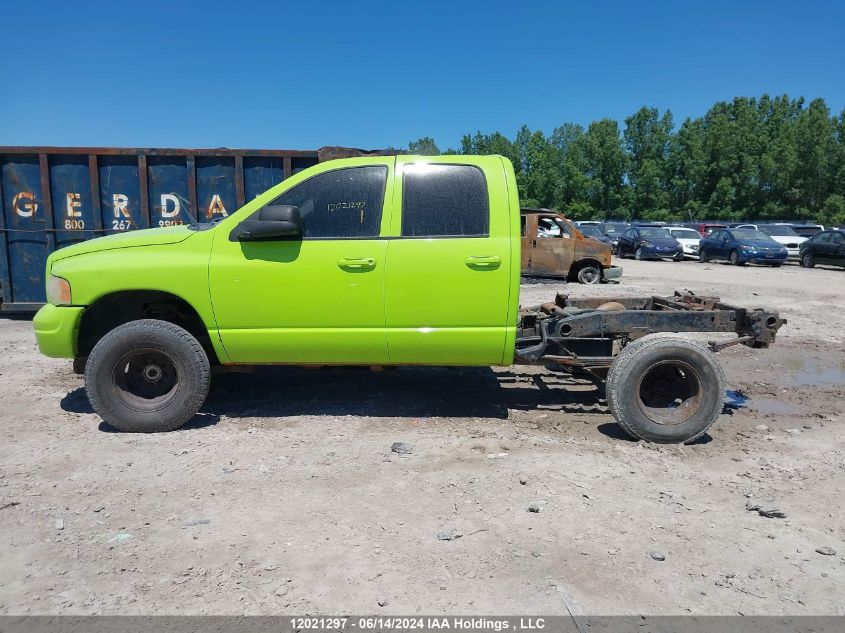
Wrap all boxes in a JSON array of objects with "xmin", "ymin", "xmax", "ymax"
[
  {"xmin": 541, "ymin": 217, "xmax": 845, "ymax": 274},
  {"xmin": 570, "ymin": 219, "xmax": 845, "ymax": 270}
]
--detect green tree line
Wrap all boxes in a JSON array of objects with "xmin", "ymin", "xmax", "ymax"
[{"xmin": 408, "ymin": 94, "xmax": 845, "ymax": 227}]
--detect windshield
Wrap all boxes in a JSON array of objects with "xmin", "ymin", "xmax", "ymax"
[
  {"xmin": 731, "ymin": 229, "xmax": 773, "ymax": 241},
  {"xmin": 759, "ymin": 225, "xmax": 798, "ymax": 237},
  {"xmin": 669, "ymin": 229, "xmax": 701, "ymax": 240},
  {"xmin": 639, "ymin": 227, "xmax": 671, "ymax": 238}
]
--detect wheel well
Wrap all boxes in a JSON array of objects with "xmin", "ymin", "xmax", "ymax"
[
  {"xmin": 77, "ymin": 291, "xmax": 218, "ymax": 363},
  {"xmin": 568, "ymin": 259, "xmax": 603, "ymax": 279}
]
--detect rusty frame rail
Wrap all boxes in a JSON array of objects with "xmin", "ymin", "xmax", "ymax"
[{"xmin": 515, "ymin": 290, "xmax": 785, "ymax": 372}]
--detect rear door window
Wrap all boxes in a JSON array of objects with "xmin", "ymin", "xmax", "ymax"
[{"xmin": 401, "ymin": 164, "xmax": 489, "ymax": 237}]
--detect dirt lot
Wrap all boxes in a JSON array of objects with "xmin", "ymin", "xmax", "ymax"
[{"xmin": 1, "ymin": 258, "xmax": 843, "ymax": 616}]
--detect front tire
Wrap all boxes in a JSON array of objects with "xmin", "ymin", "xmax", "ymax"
[
  {"xmin": 575, "ymin": 263, "xmax": 602, "ymax": 284},
  {"xmin": 85, "ymin": 320, "xmax": 211, "ymax": 433},
  {"xmin": 729, "ymin": 249, "xmax": 745, "ymax": 266},
  {"xmin": 801, "ymin": 252, "xmax": 815, "ymax": 268},
  {"xmin": 635, "ymin": 247, "xmax": 644, "ymax": 261},
  {"xmin": 605, "ymin": 334, "xmax": 726, "ymax": 443}
]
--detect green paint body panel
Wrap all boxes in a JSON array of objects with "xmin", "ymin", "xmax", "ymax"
[
  {"xmin": 33, "ymin": 304, "xmax": 84, "ymax": 357},
  {"xmin": 33, "ymin": 155, "xmax": 521, "ymax": 367}
]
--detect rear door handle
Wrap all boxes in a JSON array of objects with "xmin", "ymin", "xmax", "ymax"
[
  {"xmin": 338, "ymin": 257, "xmax": 375, "ymax": 270},
  {"xmin": 465, "ymin": 255, "xmax": 502, "ymax": 268}
]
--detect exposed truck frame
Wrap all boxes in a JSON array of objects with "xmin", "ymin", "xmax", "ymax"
[{"xmin": 512, "ymin": 290, "xmax": 785, "ymax": 443}]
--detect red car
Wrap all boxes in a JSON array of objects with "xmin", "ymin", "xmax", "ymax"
[{"xmin": 689, "ymin": 223, "xmax": 728, "ymax": 237}]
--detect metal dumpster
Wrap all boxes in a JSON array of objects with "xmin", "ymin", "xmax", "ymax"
[{"xmin": 0, "ymin": 146, "xmax": 319, "ymax": 311}]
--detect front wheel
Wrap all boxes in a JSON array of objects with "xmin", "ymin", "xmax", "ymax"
[
  {"xmin": 801, "ymin": 252, "xmax": 815, "ymax": 268},
  {"xmin": 605, "ymin": 334, "xmax": 726, "ymax": 443},
  {"xmin": 635, "ymin": 247, "xmax": 644, "ymax": 261},
  {"xmin": 575, "ymin": 263, "xmax": 602, "ymax": 284},
  {"xmin": 85, "ymin": 319, "xmax": 211, "ymax": 432},
  {"xmin": 673, "ymin": 252, "xmax": 684, "ymax": 262},
  {"xmin": 729, "ymin": 249, "xmax": 745, "ymax": 266}
]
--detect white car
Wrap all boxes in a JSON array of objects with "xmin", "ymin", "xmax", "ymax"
[
  {"xmin": 666, "ymin": 226, "xmax": 703, "ymax": 259},
  {"xmin": 735, "ymin": 224, "xmax": 807, "ymax": 259}
]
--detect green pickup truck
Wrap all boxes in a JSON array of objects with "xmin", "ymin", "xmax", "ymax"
[{"xmin": 34, "ymin": 155, "xmax": 784, "ymax": 442}]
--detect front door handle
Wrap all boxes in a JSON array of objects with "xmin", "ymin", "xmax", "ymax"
[
  {"xmin": 338, "ymin": 257, "xmax": 375, "ymax": 270},
  {"xmin": 465, "ymin": 255, "xmax": 502, "ymax": 268}
]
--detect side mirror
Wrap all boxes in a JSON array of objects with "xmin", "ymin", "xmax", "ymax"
[{"xmin": 236, "ymin": 205, "xmax": 303, "ymax": 241}]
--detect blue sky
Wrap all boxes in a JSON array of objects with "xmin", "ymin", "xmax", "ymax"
[{"xmin": 2, "ymin": 0, "xmax": 843, "ymax": 151}]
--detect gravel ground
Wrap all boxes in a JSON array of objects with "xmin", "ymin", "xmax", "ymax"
[{"xmin": 0, "ymin": 257, "xmax": 843, "ymax": 615}]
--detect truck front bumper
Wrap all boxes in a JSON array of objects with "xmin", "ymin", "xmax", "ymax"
[
  {"xmin": 603, "ymin": 265, "xmax": 623, "ymax": 280},
  {"xmin": 33, "ymin": 304, "xmax": 84, "ymax": 358}
]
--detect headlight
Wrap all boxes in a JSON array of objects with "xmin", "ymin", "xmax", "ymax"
[
  {"xmin": 739, "ymin": 245, "xmax": 749, "ymax": 250},
  {"xmin": 47, "ymin": 275, "xmax": 72, "ymax": 305}
]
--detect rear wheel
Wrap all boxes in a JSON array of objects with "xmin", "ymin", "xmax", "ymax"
[
  {"xmin": 575, "ymin": 263, "xmax": 602, "ymax": 284},
  {"xmin": 801, "ymin": 252, "xmax": 815, "ymax": 268},
  {"xmin": 605, "ymin": 334, "xmax": 725, "ymax": 443},
  {"xmin": 85, "ymin": 319, "xmax": 211, "ymax": 433},
  {"xmin": 699, "ymin": 250, "xmax": 710, "ymax": 263}
]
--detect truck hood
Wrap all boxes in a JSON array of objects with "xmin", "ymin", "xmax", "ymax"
[{"xmin": 50, "ymin": 226, "xmax": 196, "ymax": 262}]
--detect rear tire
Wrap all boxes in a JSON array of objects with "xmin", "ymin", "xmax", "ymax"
[
  {"xmin": 699, "ymin": 250, "xmax": 710, "ymax": 263},
  {"xmin": 605, "ymin": 334, "xmax": 725, "ymax": 443},
  {"xmin": 85, "ymin": 319, "xmax": 211, "ymax": 433},
  {"xmin": 801, "ymin": 252, "xmax": 815, "ymax": 268},
  {"xmin": 575, "ymin": 263, "xmax": 602, "ymax": 284}
]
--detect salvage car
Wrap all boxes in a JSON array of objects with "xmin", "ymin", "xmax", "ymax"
[
  {"xmin": 617, "ymin": 226, "xmax": 684, "ymax": 260},
  {"xmin": 799, "ymin": 229, "xmax": 845, "ymax": 269},
  {"xmin": 521, "ymin": 209, "xmax": 621, "ymax": 283},
  {"xmin": 666, "ymin": 226, "xmax": 703, "ymax": 259},
  {"xmin": 33, "ymin": 155, "xmax": 784, "ymax": 443},
  {"xmin": 734, "ymin": 223, "xmax": 806, "ymax": 259},
  {"xmin": 699, "ymin": 228, "xmax": 788, "ymax": 266},
  {"xmin": 598, "ymin": 221, "xmax": 630, "ymax": 250},
  {"xmin": 688, "ymin": 222, "xmax": 727, "ymax": 237},
  {"xmin": 790, "ymin": 223, "xmax": 825, "ymax": 238}
]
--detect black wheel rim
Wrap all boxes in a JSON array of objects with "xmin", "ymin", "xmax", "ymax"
[
  {"xmin": 112, "ymin": 348, "xmax": 180, "ymax": 411},
  {"xmin": 636, "ymin": 360, "xmax": 703, "ymax": 426}
]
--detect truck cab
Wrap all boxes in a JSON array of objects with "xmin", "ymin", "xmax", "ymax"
[{"xmin": 520, "ymin": 208, "xmax": 620, "ymax": 284}]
